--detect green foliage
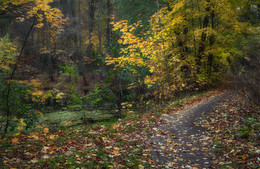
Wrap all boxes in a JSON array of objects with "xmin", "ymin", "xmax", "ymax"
[
  {"xmin": 237, "ymin": 125, "xmax": 253, "ymax": 138},
  {"xmin": 0, "ymin": 35, "xmax": 17, "ymax": 73},
  {"xmin": 57, "ymin": 65, "xmax": 81, "ymax": 106},
  {"xmin": 0, "ymin": 80, "xmax": 41, "ymax": 133},
  {"xmin": 115, "ymin": 0, "xmax": 165, "ymax": 25},
  {"xmin": 59, "ymin": 65, "xmax": 79, "ymax": 79},
  {"xmin": 0, "ymin": 36, "xmax": 45, "ymax": 134},
  {"xmin": 83, "ymin": 85, "xmax": 102, "ymax": 109},
  {"xmin": 237, "ymin": 117, "xmax": 260, "ymax": 138},
  {"xmin": 82, "ymin": 83, "xmax": 116, "ymax": 110}
]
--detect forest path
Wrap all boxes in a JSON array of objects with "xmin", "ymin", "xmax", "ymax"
[{"xmin": 148, "ymin": 91, "xmax": 232, "ymax": 168}]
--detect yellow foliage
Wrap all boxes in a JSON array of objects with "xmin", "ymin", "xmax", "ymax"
[
  {"xmin": 30, "ymin": 79, "xmax": 42, "ymax": 87},
  {"xmin": 1, "ymin": 0, "xmax": 64, "ymax": 35},
  {"xmin": 106, "ymin": 0, "xmax": 243, "ymax": 96},
  {"xmin": 17, "ymin": 126, "xmax": 23, "ymax": 130},
  {"xmin": 31, "ymin": 91, "xmax": 44, "ymax": 96},
  {"xmin": 20, "ymin": 118, "xmax": 27, "ymax": 126}
]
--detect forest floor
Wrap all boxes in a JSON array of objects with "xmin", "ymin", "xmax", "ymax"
[{"xmin": 0, "ymin": 89, "xmax": 259, "ymax": 168}]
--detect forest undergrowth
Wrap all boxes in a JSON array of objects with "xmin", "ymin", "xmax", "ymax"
[{"xmin": 0, "ymin": 88, "xmax": 258, "ymax": 168}]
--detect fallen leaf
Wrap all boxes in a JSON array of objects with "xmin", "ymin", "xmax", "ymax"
[
  {"xmin": 219, "ymin": 162, "xmax": 225, "ymax": 165},
  {"xmin": 43, "ymin": 128, "xmax": 49, "ymax": 134},
  {"xmin": 241, "ymin": 154, "xmax": 248, "ymax": 161},
  {"xmin": 225, "ymin": 139, "xmax": 233, "ymax": 143},
  {"xmin": 39, "ymin": 137, "xmax": 45, "ymax": 142},
  {"xmin": 11, "ymin": 137, "xmax": 18, "ymax": 144},
  {"xmin": 42, "ymin": 146, "xmax": 49, "ymax": 153},
  {"xmin": 111, "ymin": 150, "xmax": 120, "ymax": 156},
  {"xmin": 49, "ymin": 135, "xmax": 55, "ymax": 139}
]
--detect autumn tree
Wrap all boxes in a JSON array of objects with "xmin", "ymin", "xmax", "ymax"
[
  {"xmin": 0, "ymin": 0, "xmax": 64, "ymax": 135},
  {"xmin": 107, "ymin": 0, "xmax": 245, "ymax": 103}
]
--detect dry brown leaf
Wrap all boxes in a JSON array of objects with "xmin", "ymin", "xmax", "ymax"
[{"xmin": 11, "ymin": 137, "xmax": 18, "ymax": 144}]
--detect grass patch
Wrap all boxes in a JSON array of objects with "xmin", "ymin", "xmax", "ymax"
[{"xmin": 38, "ymin": 110, "xmax": 114, "ymax": 129}]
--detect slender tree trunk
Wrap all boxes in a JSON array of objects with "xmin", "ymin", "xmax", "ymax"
[
  {"xmin": 197, "ymin": 0, "xmax": 210, "ymax": 68},
  {"xmin": 257, "ymin": 4, "xmax": 260, "ymax": 19},
  {"xmin": 106, "ymin": 0, "xmax": 112, "ymax": 50},
  {"xmin": 3, "ymin": 17, "xmax": 36, "ymax": 137},
  {"xmin": 208, "ymin": 10, "xmax": 215, "ymax": 79},
  {"xmin": 87, "ymin": 0, "xmax": 96, "ymax": 57},
  {"xmin": 156, "ymin": 0, "xmax": 160, "ymax": 9},
  {"xmin": 191, "ymin": 0, "xmax": 197, "ymax": 56},
  {"xmin": 78, "ymin": 0, "xmax": 82, "ymax": 49},
  {"xmin": 98, "ymin": 0, "xmax": 104, "ymax": 79},
  {"xmin": 98, "ymin": 0, "xmax": 102, "ymax": 53}
]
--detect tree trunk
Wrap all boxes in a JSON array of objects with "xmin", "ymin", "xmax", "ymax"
[
  {"xmin": 106, "ymin": 0, "xmax": 112, "ymax": 50},
  {"xmin": 87, "ymin": 0, "xmax": 96, "ymax": 57},
  {"xmin": 98, "ymin": 0, "xmax": 104, "ymax": 79},
  {"xmin": 197, "ymin": 0, "xmax": 210, "ymax": 68},
  {"xmin": 156, "ymin": 0, "xmax": 160, "ymax": 9},
  {"xmin": 208, "ymin": 10, "xmax": 215, "ymax": 79}
]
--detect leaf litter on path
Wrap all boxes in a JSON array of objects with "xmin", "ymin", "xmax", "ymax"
[{"xmin": 146, "ymin": 91, "xmax": 231, "ymax": 168}]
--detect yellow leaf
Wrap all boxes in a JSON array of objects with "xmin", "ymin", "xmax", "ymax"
[
  {"xmin": 17, "ymin": 126, "xmax": 23, "ymax": 130},
  {"xmin": 35, "ymin": 23, "xmax": 44, "ymax": 28},
  {"xmin": 219, "ymin": 162, "xmax": 225, "ymax": 165},
  {"xmin": 20, "ymin": 118, "xmax": 27, "ymax": 126},
  {"xmin": 14, "ymin": 132, "xmax": 20, "ymax": 136},
  {"xmin": 241, "ymin": 154, "xmax": 248, "ymax": 160},
  {"xmin": 226, "ymin": 139, "xmax": 233, "ymax": 143},
  {"xmin": 49, "ymin": 135, "xmax": 55, "ymax": 139},
  {"xmin": 138, "ymin": 164, "xmax": 143, "ymax": 168},
  {"xmin": 43, "ymin": 128, "xmax": 49, "ymax": 134}
]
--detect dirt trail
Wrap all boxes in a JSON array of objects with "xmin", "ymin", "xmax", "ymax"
[{"xmin": 148, "ymin": 91, "xmax": 232, "ymax": 168}]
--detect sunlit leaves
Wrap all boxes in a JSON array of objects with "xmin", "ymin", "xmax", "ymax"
[
  {"xmin": 106, "ymin": 0, "xmax": 244, "ymax": 97},
  {"xmin": 0, "ymin": 0, "xmax": 65, "ymax": 33},
  {"xmin": 0, "ymin": 35, "xmax": 17, "ymax": 72}
]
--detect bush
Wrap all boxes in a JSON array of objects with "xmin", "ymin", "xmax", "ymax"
[{"xmin": 0, "ymin": 80, "xmax": 41, "ymax": 135}]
